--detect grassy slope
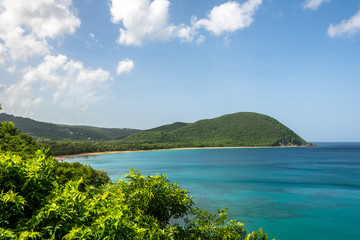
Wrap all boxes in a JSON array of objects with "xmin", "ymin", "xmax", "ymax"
[
  {"xmin": 0, "ymin": 113, "xmax": 140, "ymax": 141},
  {"xmin": 121, "ymin": 112, "xmax": 307, "ymax": 147}
]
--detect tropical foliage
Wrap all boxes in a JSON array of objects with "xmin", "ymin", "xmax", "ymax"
[
  {"xmin": 0, "ymin": 153, "xmax": 270, "ymax": 239},
  {"xmin": 0, "ymin": 121, "xmax": 272, "ymax": 239},
  {"xmin": 0, "ymin": 121, "xmax": 44, "ymax": 158},
  {"xmin": 0, "ymin": 121, "xmax": 110, "ymax": 188},
  {"xmin": 54, "ymin": 161, "xmax": 110, "ymax": 191}
]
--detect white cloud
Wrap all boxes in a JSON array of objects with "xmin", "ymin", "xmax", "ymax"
[
  {"xmin": 2, "ymin": 82, "xmax": 43, "ymax": 116},
  {"xmin": 328, "ymin": 10, "xmax": 360, "ymax": 38},
  {"xmin": 176, "ymin": 24, "xmax": 196, "ymax": 43},
  {"xmin": 0, "ymin": 0, "xmax": 80, "ymax": 63},
  {"xmin": 1, "ymin": 54, "xmax": 112, "ymax": 114},
  {"xmin": 109, "ymin": 0, "xmax": 263, "ymax": 46},
  {"xmin": 195, "ymin": 0, "xmax": 262, "ymax": 36},
  {"xmin": 116, "ymin": 59, "xmax": 135, "ymax": 75},
  {"xmin": 303, "ymin": 0, "xmax": 330, "ymax": 10},
  {"xmin": 110, "ymin": 0, "xmax": 174, "ymax": 46}
]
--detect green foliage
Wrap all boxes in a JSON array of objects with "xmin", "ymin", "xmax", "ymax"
[
  {"xmin": 121, "ymin": 112, "xmax": 308, "ymax": 147},
  {"xmin": 1, "ymin": 112, "xmax": 309, "ymax": 157},
  {"xmin": 179, "ymin": 208, "xmax": 269, "ymax": 239},
  {"xmin": 0, "ymin": 151, "xmax": 55, "ymax": 229},
  {"xmin": 43, "ymin": 112, "xmax": 309, "ymax": 157},
  {"xmin": 0, "ymin": 121, "xmax": 44, "ymax": 158},
  {"xmin": 148, "ymin": 122, "xmax": 189, "ymax": 132},
  {"xmin": 0, "ymin": 151, "xmax": 272, "ymax": 239},
  {"xmin": 0, "ymin": 121, "xmax": 111, "ymax": 191},
  {"xmin": 43, "ymin": 140, "xmax": 110, "ymax": 156},
  {"xmin": 0, "ymin": 113, "xmax": 140, "ymax": 141},
  {"xmin": 119, "ymin": 169, "xmax": 194, "ymax": 227},
  {"xmin": 54, "ymin": 161, "xmax": 110, "ymax": 191}
]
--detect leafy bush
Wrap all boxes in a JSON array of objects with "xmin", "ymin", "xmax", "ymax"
[
  {"xmin": 0, "ymin": 151, "xmax": 55, "ymax": 230},
  {"xmin": 54, "ymin": 161, "xmax": 110, "ymax": 191},
  {"xmin": 0, "ymin": 122, "xmax": 44, "ymax": 158},
  {"xmin": 0, "ymin": 152, "xmax": 272, "ymax": 239}
]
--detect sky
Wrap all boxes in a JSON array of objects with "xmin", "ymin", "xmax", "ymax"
[{"xmin": 0, "ymin": 0, "xmax": 360, "ymax": 142}]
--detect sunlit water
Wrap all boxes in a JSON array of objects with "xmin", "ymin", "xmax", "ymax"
[{"xmin": 65, "ymin": 143, "xmax": 360, "ymax": 240}]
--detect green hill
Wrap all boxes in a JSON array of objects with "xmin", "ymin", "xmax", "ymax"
[
  {"xmin": 121, "ymin": 112, "xmax": 307, "ymax": 147},
  {"xmin": 147, "ymin": 122, "xmax": 189, "ymax": 132},
  {"xmin": 0, "ymin": 113, "xmax": 140, "ymax": 141}
]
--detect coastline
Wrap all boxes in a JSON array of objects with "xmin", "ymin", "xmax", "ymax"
[{"xmin": 54, "ymin": 145, "xmax": 301, "ymax": 160}]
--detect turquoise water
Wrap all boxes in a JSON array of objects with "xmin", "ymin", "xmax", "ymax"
[{"xmin": 66, "ymin": 143, "xmax": 360, "ymax": 240}]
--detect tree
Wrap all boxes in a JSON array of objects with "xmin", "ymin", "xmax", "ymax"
[
  {"xmin": 54, "ymin": 161, "xmax": 110, "ymax": 191},
  {"xmin": 0, "ymin": 121, "xmax": 44, "ymax": 158}
]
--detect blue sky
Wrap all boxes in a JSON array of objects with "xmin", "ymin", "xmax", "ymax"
[{"xmin": 0, "ymin": 0, "xmax": 360, "ymax": 142}]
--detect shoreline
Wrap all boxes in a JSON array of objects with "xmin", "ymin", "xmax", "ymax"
[{"xmin": 54, "ymin": 145, "xmax": 302, "ymax": 160}]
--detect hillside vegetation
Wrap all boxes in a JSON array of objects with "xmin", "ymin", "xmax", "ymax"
[
  {"xmin": 121, "ymin": 112, "xmax": 307, "ymax": 147},
  {"xmin": 0, "ymin": 113, "xmax": 140, "ymax": 141},
  {"xmin": 147, "ymin": 122, "xmax": 189, "ymax": 132},
  {"xmin": 1, "ymin": 112, "xmax": 309, "ymax": 156}
]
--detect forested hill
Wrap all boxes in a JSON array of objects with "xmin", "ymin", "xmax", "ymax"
[
  {"xmin": 121, "ymin": 112, "xmax": 308, "ymax": 147},
  {"xmin": 0, "ymin": 113, "xmax": 140, "ymax": 141},
  {"xmin": 147, "ymin": 122, "xmax": 189, "ymax": 132},
  {"xmin": 0, "ymin": 112, "xmax": 308, "ymax": 148}
]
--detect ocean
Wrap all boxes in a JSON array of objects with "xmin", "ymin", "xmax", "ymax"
[{"xmin": 65, "ymin": 143, "xmax": 360, "ymax": 240}]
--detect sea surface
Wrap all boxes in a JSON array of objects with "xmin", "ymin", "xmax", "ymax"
[{"xmin": 65, "ymin": 143, "xmax": 360, "ymax": 240}]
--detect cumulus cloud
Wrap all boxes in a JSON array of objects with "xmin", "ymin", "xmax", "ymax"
[
  {"xmin": 110, "ymin": 0, "xmax": 263, "ymax": 46},
  {"xmin": 328, "ymin": 10, "xmax": 360, "ymax": 38},
  {"xmin": 0, "ymin": 0, "xmax": 80, "ymax": 63},
  {"xmin": 110, "ymin": 0, "xmax": 174, "ymax": 46},
  {"xmin": 116, "ymin": 59, "xmax": 135, "ymax": 75},
  {"xmin": 303, "ymin": 0, "xmax": 330, "ymax": 10},
  {"xmin": 1, "ymin": 83, "xmax": 43, "ymax": 116},
  {"xmin": 0, "ymin": 55, "xmax": 112, "ymax": 114},
  {"xmin": 195, "ymin": 0, "xmax": 262, "ymax": 36},
  {"xmin": 175, "ymin": 24, "xmax": 196, "ymax": 43}
]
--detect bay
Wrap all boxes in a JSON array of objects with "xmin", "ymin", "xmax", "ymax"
[{"xmin": 65, "ymin": 143, "xmax": 360, "ymax": 240}]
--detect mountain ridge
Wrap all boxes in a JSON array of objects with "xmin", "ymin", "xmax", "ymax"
[
  {"xmin": 120, "ymin": 112, "xmax": 308, "ymax": 147},
  {"xmin": 0, "ymin": 113, "xmax": 140, "ymax": 141},
  {"xmin": 0, "ymin": 112, "xmax": 309, "ymax": 147}
]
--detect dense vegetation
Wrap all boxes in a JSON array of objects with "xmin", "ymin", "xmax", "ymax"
[
  {"xmin": 121, "ymin": 112, "xmax": 308, "ymax": 147},
  {"xmin": 1, "ymin": 112, "xmax": 309, "ymax": 156},
  {"xmin": 0, "ymin": 119, "xmax": 272, "ymax": 239},
  {"xmin": 0, "ymin": 113, "xmax": 140, "ymax": 141},
  {"xmin": 43, "ymin": 140, "xmax": 193, "ymax": 156},
  {"xmin": 0, "ymin": 121, "xmax": 44, "ymax": 158},
  {"xmin": 0, "ymin": 120, "xmax": 110, "ymax": 186},
  {"xmin": 147, "ymin": 122, "xmax": 189, "ymax": 132}
]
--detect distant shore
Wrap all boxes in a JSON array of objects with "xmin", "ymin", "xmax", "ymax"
[{"xmin": 54, "ymin": 145, "xmax": 304, "ymax": 160}]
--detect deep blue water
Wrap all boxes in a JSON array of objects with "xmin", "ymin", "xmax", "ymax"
[{"xmin": 66, "ymin": 143, "xmax": 360, "ymax": 240}]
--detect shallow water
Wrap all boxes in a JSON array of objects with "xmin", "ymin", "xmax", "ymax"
[{"xmin": 66, "ymin": 143, "xmax": 360, "ymax": 240}]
